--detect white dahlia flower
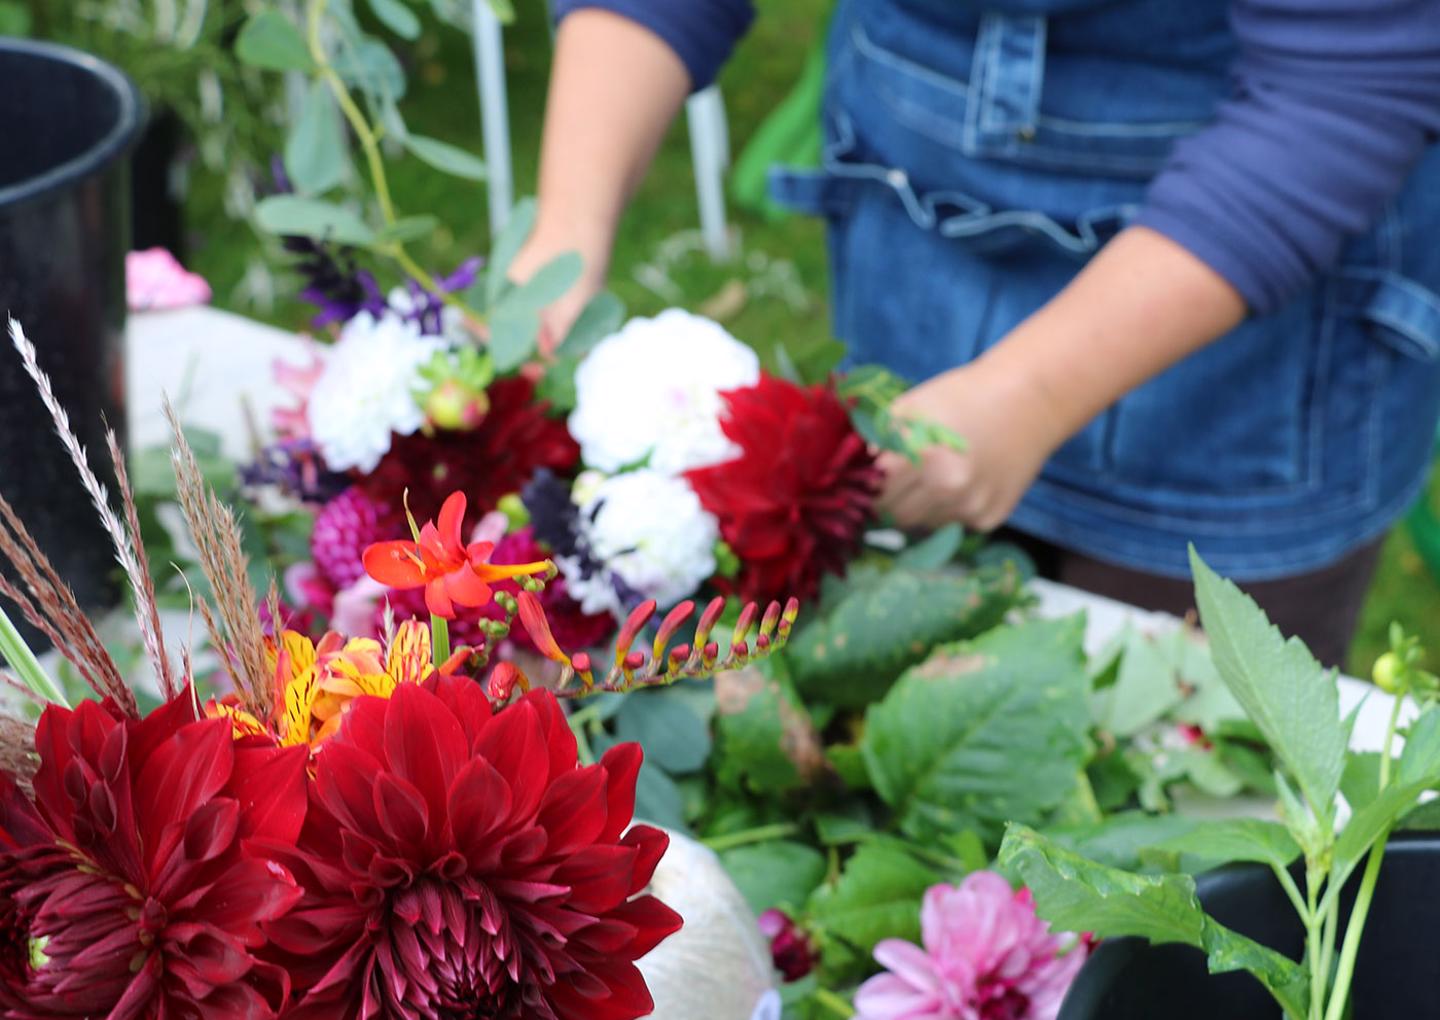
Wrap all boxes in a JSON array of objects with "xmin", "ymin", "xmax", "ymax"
[
  {"xmin": 565, "ymin": 469, "xmax": 719, "ymax": 613},
  {"xmin": 568, "ymin": 309, "xmax": 760, "ymax": 475},
  {"xmin": 306, "ymin": 312, "xmax": 442, "ymax": 473}
]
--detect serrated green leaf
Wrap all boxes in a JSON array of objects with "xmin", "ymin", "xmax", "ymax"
[
  {"xmin": 894, "ymin": 525, "xmax": 964, "ymax": 571},
  {"xmin": 366, "ymin": 0, "xmax": 421, "ymax": 38},
  {"xmin": 486, "ymin": 198, "xmax": 538, "ymax": 304},
  {"xmin": 1334, "ymin": 778, "xmax": 1429, "ymax": 871},
  {"xmin": 789, "ymin": 564, "xmax": 1025, "ymax": 708},
  {"xmin": 236, "ymin": 11, "xmax": 313, "ymax": 71},
  {"xmin": 403, "ymin": 134, "xmax": 487, "ymax": 181},
  {"xmin": 1093, "ymin": 630, "xmax": 1186, "ymax": 738},
  {"xmin": 721, "ymin": 841, "xmax": 827, "ymax": 915},
  {"xmin": 713, "ymin": 669, "xmax": 809, "ymax": 796},
  {"xmin": 556, "ymin": 291, "xmax": 625, "ymax": 360},
  {"xmin": 1199, "ymin": 919, "xmax": 1309, "ymax": 1019},
  {"xmin": 1042, "ymin": 812, "xmax": 1202, "ymax": 872},
  {"xmin": 1191, "ymin": 549, "xmax": 1345, "ymax": 821},
  {"xmin": 284, "ymin": 80, "xmax": 347, "ymax": 194},
  {"xmin": 861, "ymin": 617, "xmax": 1091, "ymax": 843},
  {"xmin": 613, "ymin": 688, "xmax": 712, "ymax": 775},
  {"xmin": 1000, "ymin": 825, "xmax": 1205, "ymax": 945},
  {"xmin": 1151, "ymin": 819, "xmax": 1299, "ymax": 869},
  {"xmin": 1398, "ymin": 705, "xmax": 1440, "ymax": 786},
  {"xmin": 255, "ymin": 195, "xmax": 376, "ymax": 246},
  {"xmin": 807, "ymin": 842, "xmax": 939, "ymax": 959}
]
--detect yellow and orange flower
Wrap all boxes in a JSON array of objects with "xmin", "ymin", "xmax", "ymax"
[{"xmin": 209, "ymin": 619, "xmax": 440, "ymax": 749}]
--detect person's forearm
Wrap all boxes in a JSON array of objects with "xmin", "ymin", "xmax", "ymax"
[
  {"xmin": 978, "ymin": 226, "xmax": 1248, "ymax": 451},
  {"xmin": 516, "ymin": 10, "xmax": 690, "ymax": 286}
]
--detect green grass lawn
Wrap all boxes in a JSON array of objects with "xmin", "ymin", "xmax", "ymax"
[{"xmin": 170, "ymin": 0, "xmax": 1439, "ymax": 676}]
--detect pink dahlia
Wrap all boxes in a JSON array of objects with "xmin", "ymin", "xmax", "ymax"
[
  {"xmin": 312, "ymin": 486, "xmax": 394, "ymax": 590},
  {"xmin": 854, "ymin": 872, "xmax": 1087, "ymax": 1020}
]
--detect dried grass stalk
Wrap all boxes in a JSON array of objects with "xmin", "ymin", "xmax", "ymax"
[
  {"xmin": 165, "ymin": 401, "xmax": 270, "ymax": 715},
  {"xmin": 0, "ymin": 495, "xmax": 135, "ymax": 715},
  {"xmin": 6, "ymin": 318, "xmax": 174, "ymax": 697},
  {"xmin": 0, "ymin": 712, "xmax": 39, "ymax": 793}
]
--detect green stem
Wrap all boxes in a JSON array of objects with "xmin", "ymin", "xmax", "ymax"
[
  {"xmin": 701, "ymin": 823, "xmax": 801, "ymax": 853},
  {"xmin": 430, "ymin": 615, "xmax": 450, "ymax": 668},
  {"xmin": 812, "ymin": 988, "xmax": 855, "ymax": 1018},
  {"xmin": 1271, "ymin": 863, "xmax": 1309, "ymax": 922},
  {"xmin": 304, "ymin": 0, "xmax": 487, "ymax": 326},
  {"xmin": 1305, "ymin": 869, "xmax": 1326, "ymax": 1020},
  {"xmin": 0, "ymin": 605, "xmax": 66, "ymax": 706}
]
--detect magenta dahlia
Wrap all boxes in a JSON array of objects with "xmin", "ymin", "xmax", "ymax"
[
  {"xmin": 261, "ymin": 677, "xmax": 681, "ymax": 1019},
  {"xmin": 687, "ymin": 375, "xmax": 882, "ymax": 604},
  {"xmin": 0, "ymin": 691, "xmax": 309, "ymax": 1017},
  {"xmin": 312, "ymin": 486, "xmax": 394, "ymax": 590}
]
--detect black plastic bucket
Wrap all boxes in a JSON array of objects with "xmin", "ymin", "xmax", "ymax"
[
  {"xmin": 0, "ymin": 39, "xmax": 145, "ymax": 638},
  {"xmin": 1059, "ymin": 833, "xmax": 1440, "ymax": 1019}
]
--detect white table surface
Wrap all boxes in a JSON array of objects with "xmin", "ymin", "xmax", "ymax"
[{"xmin": 128, "ymin": 307, "xmax": 1400, "ymax": 752}]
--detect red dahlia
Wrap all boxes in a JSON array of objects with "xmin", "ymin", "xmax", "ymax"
[
  {"xmin": 261, "ymin": 677, "xmax": 681, "ymax": 1020},
  {"xmin": 359, "ymin": 376, "xmax": 579, "ymax": 529},
  {"xmin": 687, "ymin": 375, "xmax": 881, "ymax": 603},
  {"xmin": 0, "ymin": 692, "xmax": 308, "ymax": 1017}
]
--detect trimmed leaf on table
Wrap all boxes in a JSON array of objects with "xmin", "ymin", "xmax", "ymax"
[
  {"xmin": 788, "ymin": 564, "xmax": 1025, "ymax": 708},
  {"xmin": 861, "ymin": 616, "xmax": 1091, "ymax": 844}
]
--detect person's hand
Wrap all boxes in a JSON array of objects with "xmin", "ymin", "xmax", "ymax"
[{"xmin": 877, "ymin": 357, "xmax": 1068, "ymax": 532}]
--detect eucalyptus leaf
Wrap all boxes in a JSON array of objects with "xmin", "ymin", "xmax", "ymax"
[
  {"xmin": 497, "ymin": 252, "xmax": 582, "ymax": 318},
  {"xmin": 284, "ymin": 80, "xmax": 347, "ymax": 194},
  {"xmin": 486, "ymin": 198, "xmax": 538, "ymax": 304},
  {"xmin": 236, "ymin": 11, "xmax": 313, "ymax": 72},
  {"xmin": 487, "ymin": 305, "xmax": 541, "ymax": 374},
  {"xmin": 556, "ymin": 291, "xmax": 626, "ymax": 360},
  {"xmin": 334, "ymin": 36, "xmax": 407, "ymax": 102},
  {"xmin": 613, "ymin": 689, "xmax": 712, "ymax": 775},
  {"xmin": 1191, "ymin": 549, "xmax": 1345, "ymax": 822},
  {"xmin": 255, "ymin": 195, "xmax": 376, "ymax": 247},
  {"xmin": 404, "ymin": 134, "xmax": 488, "ymax": 181},
  {"xmin": 375, "ymin": 215, "xmax": 440, "ymax": 245},
  {"xmin": 366, "ymin": 0, "xmax": 421, "ymax": 39},
  {"xmin": 633, "ymin": 762, "xmax": 688, "ymax": 832}
]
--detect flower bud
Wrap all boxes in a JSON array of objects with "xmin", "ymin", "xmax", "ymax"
[
  {"xmin": 1374, "ymin": 651, "xmax": 1405, "ymax": 694},
  {"xmin": 424, "ymin": 378, "xmax": 489, "ymax": 431}
]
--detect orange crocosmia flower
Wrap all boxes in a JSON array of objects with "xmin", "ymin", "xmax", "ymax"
[{"xmin": 362, "ymin": 490, "xmax": 550, "ymax": 619}]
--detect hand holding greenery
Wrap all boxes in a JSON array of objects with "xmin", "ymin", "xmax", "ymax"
[{"xmin": 1002, "ymin": 549, "xmax": 1440, "ymax": 1020}]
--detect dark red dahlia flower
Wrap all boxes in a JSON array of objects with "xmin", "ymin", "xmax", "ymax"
[
  {"xmin": 261, "ymin": 678, "xmax": 681, "ymax": 1020},
  {"xmin": 0, "ymin": 691, "xmax": 309, "ymax": 1018},
  {"xmin": 359, "ymin": 376, "xmax": 579, "ymax": 530},
  {"xmin": 687, "ymin": 375, "xmax": 882, "ymax": 603}
]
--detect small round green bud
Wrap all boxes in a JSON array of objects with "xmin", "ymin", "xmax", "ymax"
[{"xmin": 1373, "ymin": 651, "xmax": 1405, "ymax": 694}]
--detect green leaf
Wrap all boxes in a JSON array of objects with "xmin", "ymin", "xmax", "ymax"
[
  {"xmin": 284, "ymin": 80, "xmax": 347, "ymax": 194},
  {"xmin": 1043, "ymin": 812, "xmax": 1202, "ymax": 872},
  {"xmin": 1000, "ymin": 825, "xmax": 1205, "ymax": 945},
  {"xmin": 807, "ymin": 842, "xmax": 939, "ymax": 959},
  {"xmin": 403, "ymin": 134, "xmax": 488, "ymax": 181},
  {"xmin": 713, "ymin": 667, "xmax": 811, "ymax": 796},
  {"xmin": 613, "ymin": 688, "xmax": 712, "ymax": 775},
  {"xmin": 487, "ymin": 304, "xmax": 541, "ymax": 374},
  {"xmin": 633, "ymin": 761, "xmax": 688, "ymax": 832},
  {"xmin": 861, "ymin": 617, "xmax": 1091, "ymax": 843},
  {"xmin": 0, "ymin": 2, "xmax": 32, "ymax": 35},
  {"xmin": 486, "ymin": 198, "xmax": 538, "ymax": 304},
  {"xmin": 556, "ymin": 291, "xmax": 626, "ymax": 360},
  {"xmin": 1190, "ymin": 549, "xmax": 1345, "ymax": 820},
  {"xmin": 1199, "ymin": 919, "xmax": 1310, "ymax": 1020},
  {"xmin": 497, "ymin": 252, "xmax": 583, "ymax": 318},
  {"xmin": 789, "ymin": 564, "xmax": 1026, "ymax": 708},
  {"xmin": 1151, "ymin": 819, "xmax": 1299, "ymax": 869},
  {"xmin": 255, "ymin": 195, "xmax": 375, "ymax": 247},
  {"xmin": 1093, "ymin": 631, "xmax": 1187, "ymax": 738},
  {"xmin": 236, "ymin": 11, "xmax": 314, "ymax": 71},
  {"xmin": 374, "ymin": 216, "xmax": 440, "ymax": 245},
  {"xmin": 1334, "ymin": 777, "xmax": 1430, "ymax": 871},
  {"xmin": 721, "ymin": 841, "xmax": 827, "ymax": 915},
  {"xmin": 1398, "ymin": 705, "xmax": 1440, "ymax": 786},
  {"xmin": 894, "ymin": 525, "xmax": 964, "ymax": 571},
  {"xmin": 334, "ymin": 37, "xmax": 407, "ymax": 101},
  {"xmin": 366, "ymin": 0, "xmax": 421, "ymax": 39}
]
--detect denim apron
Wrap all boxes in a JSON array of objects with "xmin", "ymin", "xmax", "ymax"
[{"xmin": 772, "ymin": 0, "xmax": 1440, "ymax": 581}]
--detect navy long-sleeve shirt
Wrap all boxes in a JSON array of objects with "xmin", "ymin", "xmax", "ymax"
[{"xmin": 554, "ymin": 0, "xmax": 1440, "ymax": 314}]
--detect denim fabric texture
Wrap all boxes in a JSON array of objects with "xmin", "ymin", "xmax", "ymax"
[{"xmin": 771, "ymin": 0, "xmax": 1440, "ymax": 580}]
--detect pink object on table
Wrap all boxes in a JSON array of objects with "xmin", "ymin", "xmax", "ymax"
[{"xmin": 126, "ymin": 248, "xmax": 212, "ymax": 311}]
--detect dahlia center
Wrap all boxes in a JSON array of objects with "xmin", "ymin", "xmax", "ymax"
[{"xmin": 976, "ymin": 976, "xmax": 1031, "ymax": 1020}]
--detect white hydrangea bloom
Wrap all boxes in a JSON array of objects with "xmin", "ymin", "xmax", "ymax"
[
  {"xmin": 568, "ymin": 309, "xmax": 760, "ymax": 475},
  {"xmin": 306, "ymin": 312, "xmax": 442, "ymax": 473},
  {"xmin": 565, "ymin": 470, "xmax": 719, "ymax": 613}
]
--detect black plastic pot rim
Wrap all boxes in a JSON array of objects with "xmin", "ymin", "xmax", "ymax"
[{"xmin": 0, "ymin": 38, "xmax": 147, "ymax": 211}]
